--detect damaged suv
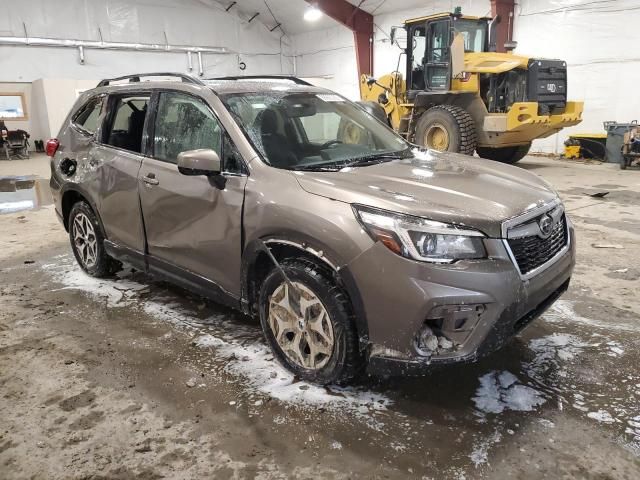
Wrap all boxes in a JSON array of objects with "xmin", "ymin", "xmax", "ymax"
[{"xmin": 49, "ymin": 73, "xmax": 575, "ymax": 384}]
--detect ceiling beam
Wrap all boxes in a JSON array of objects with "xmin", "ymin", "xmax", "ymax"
[{"xmin": 305, "ymin": 0, "xmax": 373, "ymax": 79}]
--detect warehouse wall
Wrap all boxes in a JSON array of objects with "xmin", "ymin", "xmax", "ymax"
[
  {"xmin": 0, "ymin": 0, "xmax": 293, "ymax": 82},
  {"xmin": 514, "ymin": 0, "xmax": 640, "ymax": 153}
]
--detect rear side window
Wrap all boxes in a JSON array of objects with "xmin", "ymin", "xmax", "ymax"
[
  {"xmin": 152, "ymin": 92, "xmax": 222, "ymax": 164},
  {"xmin": 73, "ymin": 97, "xmax": 103, "ymax": 134},
  {"xmin": 104, "ymin": 94, "xmax": 150, "ymax": 153}
]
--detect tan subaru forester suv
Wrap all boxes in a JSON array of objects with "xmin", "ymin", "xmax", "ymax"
[{"xmin": 48, "ymin": 73, "xmax": 575, "ymax": 384}]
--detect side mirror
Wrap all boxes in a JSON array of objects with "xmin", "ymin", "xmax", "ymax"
[{"xmin": 177, "ymin": 149, "xmax": 221, "ymax": 176}]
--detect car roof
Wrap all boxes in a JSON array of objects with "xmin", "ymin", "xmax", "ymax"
[
  {"xmin": 203, "ymin": 79, "xmax": 329, "ymax": 95},
  {"xmin": 89, "ymin": 74, "xmax": 331, "ymax": 97}
]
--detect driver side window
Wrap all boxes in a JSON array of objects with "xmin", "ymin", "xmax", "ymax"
[{"xmin": 153, "ymin": 92, "xmax": 222, "ymax": 164}]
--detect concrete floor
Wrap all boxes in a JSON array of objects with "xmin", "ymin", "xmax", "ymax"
[{"xmin": 1, "ymin": 153, "xmax": 639, "ymax": 479}]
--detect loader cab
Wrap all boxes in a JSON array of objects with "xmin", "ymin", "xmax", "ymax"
[{"xmin": 403, "ymin": 14, "xmax": 490, "ymax": 94}]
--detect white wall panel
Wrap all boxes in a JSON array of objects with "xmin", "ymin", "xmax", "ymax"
[
  {"xmin": 515, "ymin": 0, "xmax": 640, "ymax": 153},
  {"xmin": 0, "ymin": 0, "xmax": 293, "ymax": 82}
]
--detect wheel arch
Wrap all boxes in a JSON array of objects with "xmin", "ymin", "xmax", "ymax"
[
  {"xmin": 60, "ymin": 186, "xmax": 107, "ymax": 238},
  {"xmin": 241, "ymin": 237, "xmax": 370, "ymax": 352}
]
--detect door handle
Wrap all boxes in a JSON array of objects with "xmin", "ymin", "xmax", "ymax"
[{"xmin": 143, "ymin": 173, "xmax": 159, "ymax": 186}]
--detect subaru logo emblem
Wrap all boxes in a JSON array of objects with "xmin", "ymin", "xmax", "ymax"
[{"xmin": 539, "ymin": 214, "xmax": 554, "ymax": 238}]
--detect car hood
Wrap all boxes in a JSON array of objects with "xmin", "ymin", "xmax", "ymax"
[{"xmin": 293, "ymin": 149, "xmax": 558, "ymax": 238}]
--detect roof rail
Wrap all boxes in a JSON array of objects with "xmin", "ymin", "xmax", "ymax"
[
  {"xmin": 97, "ymin": 72, "xmax": 205, "ymax": 88},
  {"xmin": 208, "ymin": 75, "xmax": 313, "ymax": 86}
]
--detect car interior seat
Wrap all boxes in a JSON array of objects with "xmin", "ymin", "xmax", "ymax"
[{"xmin": 256, "ymin": 108, "xmax": 297, "ymax": 168}]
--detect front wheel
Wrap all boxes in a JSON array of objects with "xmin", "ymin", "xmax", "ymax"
[
  {"xmin": 414, "ymin": 105, "xmax": 477, "ymax": 155},
  {"xmin": 259, "ymin": 258, "xmax": 363, "ymax": 385},
  {"xmin": 68, "ymin": 201, "xmax": 120, "ymax": 277},
  {"xmin": 477, "ymin": 143, "xmax": 532, "ymax": 164}
]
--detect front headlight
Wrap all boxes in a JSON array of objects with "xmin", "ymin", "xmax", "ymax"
[{"xmin": 353, "ymin": 205, "xmax": 486, "ymax": 263}]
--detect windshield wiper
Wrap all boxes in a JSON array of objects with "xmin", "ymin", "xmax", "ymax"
[
  {"xmin": 342, "ymin": 153, "xmax": 407, "ymax": 168},
  {"xmin": 288, "ymin": 164, "xmax": 342, "ymax": 172}
]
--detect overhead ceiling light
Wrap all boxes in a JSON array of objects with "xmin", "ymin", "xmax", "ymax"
[{"xmin": 304, "ymin": 4, "xmax": 323, "ymax": 22}]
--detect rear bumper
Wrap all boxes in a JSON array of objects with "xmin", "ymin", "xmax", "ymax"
[{"xmin": 346, "ymin": 223, "xmax": 576, "ymax": 376}]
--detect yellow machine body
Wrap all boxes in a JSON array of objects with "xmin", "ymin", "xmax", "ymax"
[{"xmin": 360, "ymin": 14, "xmax": 584, "ymax": 151}]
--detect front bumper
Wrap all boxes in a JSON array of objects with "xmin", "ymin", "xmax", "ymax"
[
  {"xmin": 345, "ymin": 223, "xmax": 576, "ymax": 376},
  {"xmin": 481, "ymin": 101, "xmax": 584, "ymax": 146}
]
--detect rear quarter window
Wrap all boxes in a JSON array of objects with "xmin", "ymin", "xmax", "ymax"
[{"xmin": 72, "ymin": 96, "xmax": 104, "ymax": 134}]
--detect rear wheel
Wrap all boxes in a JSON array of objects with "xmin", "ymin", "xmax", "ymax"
[
  {"xmin": 414, "ymin": 105, "xmax": 477, "ymax": 155},
  {"xmin": 259, "ymin": 258, "xmax": 363, "ymax": 385},
  {"xmin": 68, "ymin": 201, "xmax": 120, "ymax": 277},
  {"xmin": 476, "ymin": 143, "xmax": 532, "ymax": 164}
]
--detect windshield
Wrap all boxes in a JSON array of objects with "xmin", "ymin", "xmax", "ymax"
[
  {"xmin": 453, "ymin": 19, "xmax": 488, "ymax": 53},
  {"xmin": 221, "ymin": 91, "xmax": 410, "ymax": 171}
]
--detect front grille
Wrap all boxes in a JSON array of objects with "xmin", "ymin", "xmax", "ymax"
[{"xmin": 507, "ymin": 214, "xmax": 568, "ymax": 275}]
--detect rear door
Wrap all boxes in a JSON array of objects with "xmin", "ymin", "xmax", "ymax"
[
  {"xmin": 91, "ymin": 92, "xmax": 151, "ymax": 254},
  {"xmin": 138, "ymin": 90, "xmax": 247, "ymax": 297}
]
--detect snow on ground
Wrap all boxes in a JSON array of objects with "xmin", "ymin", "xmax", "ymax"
[
  {"xmin": 470, "ymin": 430, "xmax": 502, "ymax": 468},
  {"xmin": 41, "ymin": 254, "xmax": 640, "ymax": 461},
  {"xmin": 42, "ymin": 255, "xmax": 393, "ymax": 421},
  {"xmin": 473, "ymin": 371, "xmax": 546, "ymax": 415}
]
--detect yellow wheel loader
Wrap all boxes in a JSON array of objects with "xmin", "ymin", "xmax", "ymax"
[{"xmin": 359, "ymin": 11, "xmax": 584, "ymax": 163}]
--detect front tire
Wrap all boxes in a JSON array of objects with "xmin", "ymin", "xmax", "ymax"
[
  {"xmin": 259, "ymin": 258, "xmax": 363, "ymax": 385},
  {"xmin": 68, "ymin": 201, "xmax": 120, "ymax": 277},
  {"xmin": 477, "ymin": 142, "xmax": 532, "ymax": 164},
  {"xmin": 414, "ymin": 105, "xmax": 477, "ymax": 155}
]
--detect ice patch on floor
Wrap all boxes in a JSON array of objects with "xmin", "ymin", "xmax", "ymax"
[
  {"xmin": 587, "ymin": 410, "xmax": 616, "ymax": 424},
  {"xmin": 470, "ymin": 430, "xmax": 502, "ymax": 467},
  {"xmin": 543, "ymin": 300, "xmax": 638, "ymax": 333},
  {"xmin": 526, "ymin": 333, "xmax": 589, "ymax": 374},
  {"xmin": 473, "ymin": 371, "xmax": 546, "ymax": 414}
]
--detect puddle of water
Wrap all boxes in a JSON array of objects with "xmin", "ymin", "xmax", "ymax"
[{"xmin": 0, "ymin": 176, "xmax": 53, "ymax": 214}]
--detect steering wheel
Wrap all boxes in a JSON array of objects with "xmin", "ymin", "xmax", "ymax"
[{"xmin": 320, "ymin": 139, "xmax": 343, "ymax": 149}]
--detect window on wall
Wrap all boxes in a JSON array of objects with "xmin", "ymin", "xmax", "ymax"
[
  {"xmin": 104, "ymin": 94, "xmax": 150, "ymax": 153},
  {"xmin": 152, "ymin": 92, "xmax": 222, "ymax": 164},
  {"xmin": 0, "ymin": 93, "xmax": 27, "ymax": 121}
]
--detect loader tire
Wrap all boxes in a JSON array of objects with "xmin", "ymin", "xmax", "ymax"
[
  {"xmin": 356, "ymin": 101, "xmax": 390, "ymax": 126},
  {"xmin": 476, "ymin": 143, "xmax": 532, "ymax": 164},
  {"xmin": 414, "ymin": 105, "xmax": 477, "ymax": 155}
]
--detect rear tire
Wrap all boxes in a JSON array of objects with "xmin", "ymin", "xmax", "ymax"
[
  {"xmin": 259, "ymin": 258, "xmax": 363, "ymax": 385},
  {"xmin": 477, "ymin": 143, "xmax": 532, "ymax": 164},
  {"xmin": 414, "ymin": 105, "xmax": 477, "ymax": 155},
  {"xmin": 68, "ymin": 201, "xmax": 121, "ymax": 278}
]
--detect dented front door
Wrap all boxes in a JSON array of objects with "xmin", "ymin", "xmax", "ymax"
[{"xmin": 138, "ymin": 91, "xmax": 247, "ymax": 297}]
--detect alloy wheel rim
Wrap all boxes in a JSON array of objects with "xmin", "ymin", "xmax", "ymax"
[
  {"xmin": 426, "ymin": 123, "xmax": 450, "ymax": 151},
  {"xmin": 267, "ymin": 282, "xmax": 334, "ymax": 370},
  {"xmin": 72, "ymin": 212, "xmax": 98, "ymax": 268}
]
